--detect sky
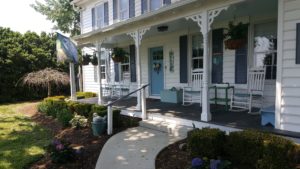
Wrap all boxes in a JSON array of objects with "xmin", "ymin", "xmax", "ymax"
[{"xmin": 0, "ymin": 0, "xmax": 54, "ymax": 34}]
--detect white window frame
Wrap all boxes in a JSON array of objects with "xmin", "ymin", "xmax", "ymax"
[
  {"xmin": 191, "ymin": 34, "xmax": 204, "ymax": 71},
  {"xmin": 93, "ymin": 2, "xmax": 108, "ymax": 29},
  {"xmin": 143, "ymin": 0, "xmax": 165, "ymax": 13},
  {"xmin": 253, "ymin": 21, "xmax": 277, "ymax": 80},
  {"xmin": 117, "ymin": 0, "xmax": 129, "ymax": 21},
  {"xmin": 120, "ymin": 56, "xmax": 130, "ymax": 81}
]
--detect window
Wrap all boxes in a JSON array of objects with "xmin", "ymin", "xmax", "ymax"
[
  {"xmin": 254, "ymin": 22, "xmax": 277, "ymax": 80},
  {"xmin": 142, "ymin": 0, "xmax": 171, "ymax": 14},
  {"xmin": 120, "ymin": 56, "xmax": 130, "ymax": 81},
  {"xmin": 191, "ymin": 34, "xmax": 203, "ymax": 70},
  {"xmin": 100, "ymin": 59, "xmax": 106, "ymax": 80},
  {"xmin": 119, "ymin": 0, "xmax": 129, "ymax": 20},
  {"xmin": 92, "ymin": 2, "xmax": 108, "ymax": 30}
]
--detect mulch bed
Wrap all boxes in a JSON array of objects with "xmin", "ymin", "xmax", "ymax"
[
  {"xmin": 156, "ymin": 139, "xmax": 191, "ymax": 169},
  {"xmin": 20, "ymin": 102, "xmax": 140, "ymax": 169}
]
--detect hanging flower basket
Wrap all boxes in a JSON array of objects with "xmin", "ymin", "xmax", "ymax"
[
  {"xmin": 91, "ymin": 54, "xmax": 98, "ymax": 66},
  {"xmin": 224, "ymin": 22, "xmax": 249, "ymax": 50},
  {"xmin": 224, "ymin": 39, "xmax": 246, "ymax": 50},
  {"xmin": 82, "ymin": 54, "xmax": 91, "ymax": 65},
  {"xmin": 111, "ymin": 47, "xmax": 128, "ymax": 63}
]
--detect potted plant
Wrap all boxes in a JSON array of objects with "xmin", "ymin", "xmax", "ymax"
[
  {"xmin": 111, "ymin": 47, "xmax": 128, "ymax": 63},
  {"xmin": 82, "ymin": 54, "xmax": 91, "ymax": 65},
  {"xmin": 91, "ymin": 53, "xmax": 98, "ymax": 66},
  {"xmin": 224, "ymin": 22, "xmax": 249, "ymax": 50}
]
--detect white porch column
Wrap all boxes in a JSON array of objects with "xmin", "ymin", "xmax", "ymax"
[
  {"xmin": 96, "ymin": 40, "xmax": 104, "ymax": 105},
  {"xmin": 186, "ymin": 6, "xmax": 228, "ymax": 122},
  {"xmin": 127, "ymin": 27, "xmax": 150, "ymax": 110},
  {"xmin": 69, "ymin": 62, "xmax": 77, "ymax": 100}
]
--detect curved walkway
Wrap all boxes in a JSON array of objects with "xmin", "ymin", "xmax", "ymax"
[{"xmin": 95, "ymin": 126, "xmax": 186, "ymax": 169}]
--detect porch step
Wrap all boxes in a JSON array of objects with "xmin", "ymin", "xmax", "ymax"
[{"xmin": 139, "ymin": 119, "xmax": 192, "ymax": 137}]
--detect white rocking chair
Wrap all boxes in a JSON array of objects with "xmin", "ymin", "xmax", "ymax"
[
  {"xmin": 230, "ymin": 67, "xmax": 266, "ymax": 114},
  {"xmin": 182, "ymin": 69, "xmax": 203, "ymax": 106}
]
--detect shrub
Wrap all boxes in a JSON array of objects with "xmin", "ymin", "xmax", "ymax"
[
  {"xmin": 257, "ymin": 135, "xmax": 299, "ymax": 169},
  {"xmin": 44, "ymin": 95, "xmax": 66, "ymax": 102},
  {"xmin": 187, "ymin": 128, "xmax": 226, "ymax": 158},
  {"xmin": 113, "ymin": 110, "xmax": 121, "ymax": 128},
  {"xmin": 225, "ymin": 130, "xmax": 264, "ymax": 167},
  {"xmin": 68, "ymin": 102, "xmax": 92, "ymax": 117},
  {"xmin": 47, "ymin": 139, "xmax": 74, "ymax": 163},
  {"xmin": 37, "ymin": 101, "xmax": 51, "ymax": 114},
  {"xmin": 56, "ymin": 108, "xmax": 74, "ymax": 127},
  {"xmin": 89, "ymin": 104, "xmax": 107, "ymax": 123},
  {"xmin": 76, "ymin": 92, "xmax": 97, "ymax": 99},
  {"xmin": 70, "ymin": 114, "xmax": 88, "ymax": 129}
]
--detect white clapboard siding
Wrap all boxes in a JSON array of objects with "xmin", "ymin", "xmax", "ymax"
[
  {"xmin": 81, "ymin": 7, "xmax": 93, "ymax": 34},
  {"xmin": 278, "ymin": 0, "xmax": 300, "ymax": 132},
  {"xmin": 82, "ymin": 64, "xmax": 99, "ymax": 92}
]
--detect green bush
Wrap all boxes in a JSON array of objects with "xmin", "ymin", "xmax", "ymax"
[
  {"xmin": 44, "ymin": 96, "xmax": 66, "ymax": 102},
  {"xmin": 88, "ymin": 104, "xmax": 107, "ymax": 123},
  {"xmin": 37, "ymin": 101, "xmax": 51, "ymax": 114},
  {"xmin": 113, "ymin": 110, "xmax": 121, "ymax": 128},
  {"xmin": 67, "ymin": 102, "xmax": 92, "ymax": 118},
  {"xmin": 187, "ymin": 128, "xmax": 226, "ymax": 158},
  {"xmin": 70, "ymin": 114, "xmax": 88, "ymax": 129},
  {"xmin": 257, "ymin": 135, "xmax": 298, "ymax": 169},
  {"xmin": 56, "ymin": 108, "xmax": 74, "ymax": 127},
  {"xmin": 76, "ymin": 92, "xmax": 97, "ymax": 99},
  {"xmin": 225, "ymin": 130, "xmax": 264, "ymax": 167}
]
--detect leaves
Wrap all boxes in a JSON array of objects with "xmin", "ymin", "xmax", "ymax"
[{"xmin": 31, "ymin": 0, "xmax": 80, "ymax": 36}]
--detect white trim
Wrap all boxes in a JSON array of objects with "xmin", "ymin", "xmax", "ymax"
[{"xmin": 275, "ymin": 0, "xmax": 283, "ymax": 130}]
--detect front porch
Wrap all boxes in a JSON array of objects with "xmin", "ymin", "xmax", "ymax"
[{"xmin": 79, "ymin": 96, "xmax": 300, "ymax": 138}]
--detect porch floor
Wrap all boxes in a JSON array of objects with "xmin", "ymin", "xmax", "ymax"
[{"xmin": 79, "ymin": 97, "xmax": 300, "ymax": 138}]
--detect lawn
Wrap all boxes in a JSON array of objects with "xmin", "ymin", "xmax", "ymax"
[{"xmin": 0, "ymin": 102, "xmax": 52, "ymax": 169}]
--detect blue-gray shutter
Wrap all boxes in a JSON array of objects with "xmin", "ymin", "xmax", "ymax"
[
  {"xmin": 129, "ymin": 0, "xmax": 135, "ymax": 18},
  {"xmin": 163, "ymin": 0, "xmax": 171, "ymax": 5},
  {"xmin": 235, "ymin": 46, "xmax": 248, "ymax": 84},
  {"xmin": 296, "ymin": 23, "xmax": 300, "ymax": 64},
  {"xmin": 115, "ymin": 63, "xmax": 119, "ymax": 82},
  {"xmin": 129, "ymin": 45, "xmax": 136, "ymax": 82},
  {"xmin": 104, "ymin": 2, "xmax": 109, "ymax": 26},
  {"xmin": 141, "ymin": 0, "xmax": 147, "ymax": 14},
  {"xmin": 113, "ymin": 0, "xmax": 117, "ymax": 20},
  {"xmin": 212, "ymin": 29, "xmax": 224, "ymax": 83},
  {"xmin": 91, "ymin": 7, "xmax": 95, "ymax": 29},
  {"xmin": 180, "ymin": 35, "xmax": 188, "ymax": 83}
]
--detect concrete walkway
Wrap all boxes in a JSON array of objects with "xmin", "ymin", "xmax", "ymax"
[{"xmin": 95, "ymin": 126, "xmax": 187, "ymax": 169}]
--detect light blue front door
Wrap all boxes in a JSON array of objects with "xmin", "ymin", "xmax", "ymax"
[{"xmin": 150, "ymin": 47, "xmax": 164, "ymax": 96}]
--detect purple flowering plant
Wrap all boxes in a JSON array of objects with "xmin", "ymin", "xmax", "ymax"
[
  {"xmin": 189, "ymin": 157, "xmax": 231, "ymax": 169},
  {"xmin": 47, "ymin": 139, "xmax": 75, "ymax": 163}
]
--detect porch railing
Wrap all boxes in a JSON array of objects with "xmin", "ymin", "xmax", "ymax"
[{"xmin": 105, "ymin": 83, "xmax": 149, "ymax": 135}]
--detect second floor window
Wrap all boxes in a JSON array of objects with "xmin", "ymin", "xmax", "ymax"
[
  {"xmin": 142, "ymin": 0, "xmax": 171, "ymax": 14},
  {"xmin": 92, "ymin": 2, "xmax": 108, "ymax": 30},
  {"xmin": 113, "ymin": 0, "xmax": 135, "ymax": 21}
]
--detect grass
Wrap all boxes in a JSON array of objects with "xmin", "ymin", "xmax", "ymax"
[{"xmin": 0, "ymin": 102, "xmax": 52, "ymax": 169}]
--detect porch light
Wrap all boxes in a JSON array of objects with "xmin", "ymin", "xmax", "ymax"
[{"xmin": 157, "ymin": 25, "xmax": 168, "ymax": 32}]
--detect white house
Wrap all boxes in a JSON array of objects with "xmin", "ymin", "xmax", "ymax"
[{"xmin": 73, "ymin": 0, "xmax": 300, "ymax": 133}]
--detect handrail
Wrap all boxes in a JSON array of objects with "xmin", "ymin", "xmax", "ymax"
[{"xmin": 106, "ymin": 83, "xmax": 150, "ymax": 107}]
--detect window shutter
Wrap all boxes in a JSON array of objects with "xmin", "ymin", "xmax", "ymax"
[
  {"xmin": 129, "ymin": 0, "xmax": 135, "ymax": 18},
  {"xmin": 163, "ymin": 0, "xmax": 171, "ymax": 5},
  {"xmin": 296, "ymin": 23, "xmax": 300, "ymax": 64},
  {"xmin": 104, "ymin": 2, "xmax": 109, "ymax": 26},
  {"xmin": 212, "ymin": 29, "xmax": 224, "ymax": 83},
  {"xmin": 141, "ymin": 0, "xmax": 147, "ymax": 14},
  {"xmin": 180, "ymin": 35, "xmax": 188, "ymax": 83},
  {"xmin": 113, "ymin": 0, "xmax": 117, "ymax": 20},
  {"xmin": 114, "ymin": 63, "xmax": 119, "ymax": 82},
  {"xmin": 91, "ymin": 7, "xmax": 95, "ymax": 29},
  {"xmin": 129, "ymin": 44, "xmax": 136, "ymax": 82},
  {"xmin": 235, "ymin": 46, "xmax": 248, "ymax": 84}
]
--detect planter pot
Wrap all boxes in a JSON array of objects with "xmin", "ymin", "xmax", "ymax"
[{"xmin": 224, "ymin": 39, "xmax": 246, "ymax": 50}]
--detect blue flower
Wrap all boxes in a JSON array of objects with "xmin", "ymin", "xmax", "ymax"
[
  {"xmin": 192, "ymin": 158, "xmax": 203, "ymax": 167},
  {"xmin": 52, "ymin": 139, "xmax": 61, "ymax": 145},
  {"xmin": 210, "ymin": 159, "xmax": 221, "ymax": 169}
]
